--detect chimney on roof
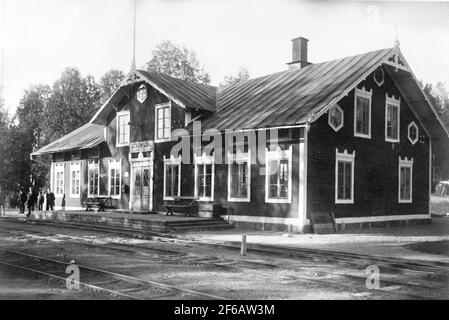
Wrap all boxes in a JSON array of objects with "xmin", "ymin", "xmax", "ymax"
[{"xmin": 287, "ymin": 36, "xmax": 310, "ymax": 69}]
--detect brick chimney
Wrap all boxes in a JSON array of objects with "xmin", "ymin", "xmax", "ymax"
[{"xmin": 287, "ymin": 36, "xmax": 310, "ymax": 69}]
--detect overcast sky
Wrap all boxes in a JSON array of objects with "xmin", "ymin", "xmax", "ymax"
[{"xmin": 0, "ymin": 0, "xmax": 448, "ymax": 114}]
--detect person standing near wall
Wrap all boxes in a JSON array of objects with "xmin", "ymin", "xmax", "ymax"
[
  {"xmin": 46, "ymin": 189, "xmax": 55, "ymax": 211},
  {"xmin": 38, "ymin": 190, "xmax": 44, "ymax": 211}
]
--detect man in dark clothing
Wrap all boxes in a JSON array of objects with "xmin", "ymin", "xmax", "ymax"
[
  {"xmin": 19, "ymin": 190, "xmax": 27, "ymax": 214},
  {"xmin": 38, "ymin": 191, "xmax": 44, "ymax": 211},
  {"xmin": 26, "ymin": 188, "xmax": 36, "ymax": 217},
  {"xmin": 46, "ymin": 189, "xmax": 55, "ymax": 211}
]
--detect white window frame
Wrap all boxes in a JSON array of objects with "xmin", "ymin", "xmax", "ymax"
[
  {"xmin": 335, "ymin": 149, "xmax": 355, "ymax": 204},
  {"xmin": 354, "ymin": 87, "xmax": 372, "ymax": 139},
  {"xmin": 399, "ymin": 156, "xmax": 413, "ymax": 203},
  {"xmin": 194, "ymin": 153, "xmax": 215, "ymax": 201},
  {"xmin": 108, "ymin": 159, "xmax": 121, "ymax": 199},
  {"xmin": 163, "ymin": 155, "xmax": 181, "ymax": 200},
  {"xmin": 385, "ymin": 94, "xmax": 401, "ymax": 143},
  {"xmin": 54, "ymin": 163, "xmax": 65, "ymax": 198},
  {"xmin": 69, "ymin": 161, "xmax": 81, "ymax": 198},
  {"xmin": 87, "ymin": 160, "xmax": 100, "ymax": 198},
  {"xmin": 328, "ymin": 104, "xmax": 344, "ymax": 132},
  {"xmin": 136, "ymin": 84, "xmax": 147, "ymax": 103},
  {"xmin": 155, "ymin": 102, "xmax": 171, "ymax": 143},
  {"xmin": 116, "ymin": 110, "xmax": 130, "ymax": 147},
  {"xmin": 408, "ymin": 121, "xmax": 419, "ymax": 145},
  {"xmin": 265, "ymin": 146, "xmax": 292, "ymax": 204},
  {"xmin": 228, "ymin": 150, "xmax": 251, "ymax": 202}
]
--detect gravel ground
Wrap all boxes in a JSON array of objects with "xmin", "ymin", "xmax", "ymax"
[{"xmin": 0, "ymin": 219, "xmax": 447, "ymax": 300}]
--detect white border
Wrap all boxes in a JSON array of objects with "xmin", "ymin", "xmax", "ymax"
[
  {"xmin": 108, "ymin": 158, "xmax": 122, "ymax": 199},
  {"xmin": 398, "ymin": 156, "xmax": 413, "ymax": 203},
  {"xmin": 328, "ymin": 104, "xmax": 344, "ymax": 132},
  {"xmin": 385, "ymin": 93, "xmax": 401, "ymax": 143},
  {"xmin": 163, "ymin": 155, "xmax": 181, "ymax": 200},
  {"xmin": 154, "ymin": 102, "xmax": 171, "ymax": 143},
  {"xmin": 265, "ymin": 146, "xmax": 293, "ymax": 204},
  {"xmin": 374, "ymin": 67, "xmax": 385, "ymax": 87},
  {"xmin": 335, "ymin": 214, "xmax": 429, "ymax": 224},
  {"xmin": 335, "ymin": 149, "xmax": 355, "ymax": 204},
  {"xmin": 136, "ymin": 84, "xmax": 147, "ymax": 103},
  {"xmin": 408, "ymin": 121, "xmax": 419, "ymax": 145},
  {"xmin": 194, "ymin": 152, "xmax": 215, "ymax": 201},
  {"xmin": 227, "ymin": 150, "xmax": 251, "ymax": 202},
  {"xmin": 353, "ymin": 87, "xmax": 372, "ymax": 139},
  {"xmin": 116, "ymin": 110, "xmax": 130, "ymax": 147}
]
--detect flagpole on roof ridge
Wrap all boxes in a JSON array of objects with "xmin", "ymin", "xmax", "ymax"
[{"xmin": 131, "ymin": 0, "xmax": 137, "ymax": 71}]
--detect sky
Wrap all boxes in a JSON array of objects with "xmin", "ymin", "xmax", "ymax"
[{"xmin": 0, "ymin": 0, "xmax": 448, "ymax": 114}]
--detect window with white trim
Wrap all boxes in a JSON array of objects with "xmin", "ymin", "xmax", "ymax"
[
  {"xmin": 54, "ymin": 163, "xmax": 64, "ymax": 197},
  {"xmin": 155, "ymin": 102, "xmax": 171, "ymax": 142},
  {"xmin": 108, "ymin": 159, "xmax": 121, "ymax": 198},
  {"xmin": 354, "ymin": 87, "xmax": 372, "ymax": 138},
  {"xmin": 88, "ymin": 160, "xmax": 99, "ymax": 197},
  {"xmin": 335, "ymin": 149, "xmax": 355, "ymax": 204},
  {"xmin": 116, "ymin": 111, "xmax": 130, "ymax": 146},
  {"xmin": 194, "ymin": 153, "xmax": 214, "ymax": 201},
  {"xmin": 228, "ymin": 151, "xmax": 251, "ymax": 202},
  {"xmin": 385, "ymin": 94, "xmax": 400, "ymax": 143},
  {"xmin": 399, "ymin": 157, "xmax": 413, "ymax": 203},
  {"xmin": 328, "ymin": 105, "xmax": 344, "ymax": 132},
  {"xmin": 408, "ymin": 122, "xmax": 419, "ymax": 145},
  {"xmin": 265, "ymin": 146, "xmax": 292, "ymax": 203},
  {"xmin": 163, "ymin": 155, "xmax": 181, "ymax": 200},
  {"xmin": 70, "ymin": 162, "xmax": 81, "ymax": 197}
]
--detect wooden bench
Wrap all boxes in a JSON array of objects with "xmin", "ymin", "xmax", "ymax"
[
  {"xmin": 83, "ymin": 197, "xmax": 112, "ymax": 212},
  {"xmin": 163, "ymin": 196, "xmax": 198, "ymax": 217}
]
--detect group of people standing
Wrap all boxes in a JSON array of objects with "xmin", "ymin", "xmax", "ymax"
[{"xmin": 18, "ymin": 188, "xmax": 55, "ymax": 217}]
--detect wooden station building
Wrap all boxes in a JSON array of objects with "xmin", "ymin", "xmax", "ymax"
[{"xmin": 31, "ymin": 37, "xmax": 449, "ymax": 232}]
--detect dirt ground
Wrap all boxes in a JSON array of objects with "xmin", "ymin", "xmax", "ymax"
[{"xmin": 0, "ymin": 219, "xmax": 448, "ymax": 300}]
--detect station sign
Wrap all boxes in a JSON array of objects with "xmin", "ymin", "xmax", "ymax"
[{"xmin": 130, "ymin": 140, "xmax": 154, "ymax": 153}]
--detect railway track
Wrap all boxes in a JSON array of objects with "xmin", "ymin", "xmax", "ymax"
[
  {"xmin": 0, "ymin": 248, "xmax": 228, "ymax": 300},
  {"xmin": 1, "ymin": 217, "xmax": 448, "ymax": 299}
]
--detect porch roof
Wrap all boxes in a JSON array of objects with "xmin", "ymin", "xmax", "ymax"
[{"xmin": 31, "ymin": 123, "xmax": 104, "ymax": 156}]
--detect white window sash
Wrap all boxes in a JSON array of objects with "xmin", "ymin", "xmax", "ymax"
[
  {"xmin": 163, "ymin": 155, "xmax": 181, "ymax": 200},
  {"xmin": 69, "ymin": 162, "xmax": 81, "ymax": 198},
  {"xmin": 116, "ymin": 111, "xmax": 130, "ymax": 147},
  {"xmin": 87, "ymin": 160, "xmax": 100, "ymax": 198},
  {"xmin": 194, "ymin": 153, "xmax": 215, "ymax": 201},
  {"xmin": 227, "ymin": 151, "xmax": 251, "ymax": 202},
  {"xmin": 155, "ymin": 102, "xmax": 171, "ymax": 143},
  {"xmin": 265, "ymin": 146, "xmax": 292, "ymax": 204},
  {"xmin": 398, "ymin": 157, "xmax": 413, "ymax": 203},
  {"xmin": 108, "ymin": 159, "xmax": 121, "ymax": 199},
  {"xmin": 335, "ymin": 149, "xmax": 355, "ymax": 204},
  {"xmin": 354, "ymin": 87, "xmax": 372, "ymax": 139},
  {"xmin": 54, "ymin": 163, "xmax": 65, "ymax": 197},
  {"xmin": 385, "ymin": 94, "xmax": 401, "ymax": 143}
]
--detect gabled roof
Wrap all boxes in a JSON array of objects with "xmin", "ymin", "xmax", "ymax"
[
  {"xmin": 31, "ymin": 123, "xmax": 104, "ymax": 156},
  {"xmin": 203, "ymin": 48, "xmax": 394, "ymax": 130}
]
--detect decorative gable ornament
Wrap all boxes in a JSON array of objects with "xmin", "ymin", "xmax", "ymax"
[
  {"xmin": 408, "ymin": 122, "xmax": 419, "ymax": 145},
  {"xmin": 374, "ymin": 67, "xmax": 384, "ymax": 87},
  {"xmin": 328, "ymin": 105, "xmax": 344, "ymax": 132},
  {"xmin": 385, "ymin": 48, "xmax": 410, "ymax": 72},
  {"xmin": 136, "ymin": 84, "xmax": 147, "ymax": 103}
]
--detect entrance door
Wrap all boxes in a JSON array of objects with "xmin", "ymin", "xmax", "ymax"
[{"xmin": 132, "ymin": 163, "xmax": 152, "ymax": 212}]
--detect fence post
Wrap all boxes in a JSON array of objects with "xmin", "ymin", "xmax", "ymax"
[{"xmin": 240, "ymin": 234, "xmax": 247, "ymax": 256}]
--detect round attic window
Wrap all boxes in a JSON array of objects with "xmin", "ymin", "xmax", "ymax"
[
  {"xmin": 374, "ymin": 67, "xmax": 384, "ymax": 87},
  {"xmin": 136, "ymin": 84, "xmax": 147, "ymax": 103}
]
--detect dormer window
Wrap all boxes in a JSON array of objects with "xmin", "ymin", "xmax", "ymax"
[
  {"xmin": 408, "ymin": 122, "xmax": 419, "ymax": 145},
  {"xmin": 385, "ymin": 94, "xmax": 400, "ymax": 143},
  {"xmin": 328, "ymin": 105, "xmax": 344, "ymax": 132},
  {"xmin": 116, "ymin": 110, "xmax": 130, "ymax": 147},
  {"xmin": 155, "ymin": 102, "xmax": 171, "ymax": 143},
  {"xmin": 354, "ymin": 87, "xmax": 372, "ymax": 139}
]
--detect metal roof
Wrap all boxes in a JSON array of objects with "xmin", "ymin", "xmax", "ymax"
[
  {"xmin": 31, "ymin": 123, "xmax": 104, "ymax": 156},
  {"xmin": 138, "ymin": 71, "xmax": 217, "ymax": 112},
  {"xmin": 202, "ymin": 48, "xmax": 394, "ymax": 130}
]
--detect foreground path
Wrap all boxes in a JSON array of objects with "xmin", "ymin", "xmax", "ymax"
[{"xmin": 0, "ymin": 219, "xmax": 448, "ymax": 300}]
